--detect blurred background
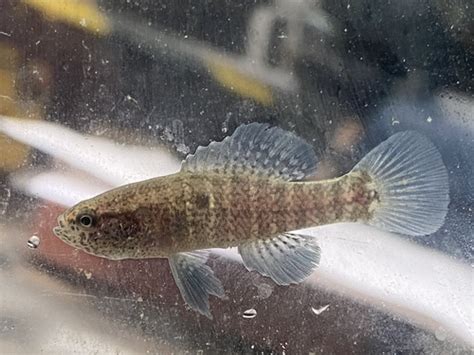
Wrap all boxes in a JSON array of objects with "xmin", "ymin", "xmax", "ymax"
[{"xmin": 0, "ymin": 0, "xmax": 472, "ymax": 353}]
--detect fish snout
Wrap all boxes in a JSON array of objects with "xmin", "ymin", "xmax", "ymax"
[
  {"xmin": 52, "ymin": 226, "xmax": 62, "ymax": 236},
  {"xmin": 53, "ymin": 214, "xmax": 66, "ymax": 236}
]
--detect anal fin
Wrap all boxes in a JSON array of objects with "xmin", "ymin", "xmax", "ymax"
[
  {"xmin": 168, "ymin": 251, "xmax": 224, "ymax": 318},
  {"xmin": 238, "ymin": 233, "xmax": 321, "ymax": 285}
]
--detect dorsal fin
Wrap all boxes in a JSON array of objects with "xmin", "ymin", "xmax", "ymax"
[{"xmin": 182, "ymin": 123, "xmax": 317, "ymax": 180}]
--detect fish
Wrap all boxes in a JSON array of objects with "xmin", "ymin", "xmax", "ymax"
[{"xmin": 53, "ymin": 123, "xmax": 450, "ymax": 317}]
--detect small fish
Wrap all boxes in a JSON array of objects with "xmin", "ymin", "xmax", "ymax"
[{"xmin": 53, "ymin": 123, "xmax": 449, "ymax": 317}]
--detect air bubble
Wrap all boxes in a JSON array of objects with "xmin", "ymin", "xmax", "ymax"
[
  {"xmin": 242, "ymin": 308, "xmax": 257, "ymax": 319},
  {"xmin": 27, "ymin": 235, "xmax": 40, "ymax": 249}
]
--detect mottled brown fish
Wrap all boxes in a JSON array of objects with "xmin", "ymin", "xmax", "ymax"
[{"xmin": 53, "ymin": 123, "xmax": 449, "ymax": 317}]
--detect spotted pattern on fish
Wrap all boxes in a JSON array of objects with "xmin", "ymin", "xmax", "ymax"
[
  {"xmin": 52, "ymin": 124, "xmax": 449, "ymax": 318},
  {"xmin": 53, "ymin": 124, "xmax": 447, "ymax": 263},
  {"xmin": 53, "ymin": 168, "xmax": 377, "ymax": 260}
]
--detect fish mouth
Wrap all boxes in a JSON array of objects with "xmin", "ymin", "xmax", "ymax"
[
  {"xmin": 53, "ymin": 226, "xmax": 62, "ymax": 236},
  {"xmin": 53, "ymin": 214, "xmax": 65, "ymax": 236}
]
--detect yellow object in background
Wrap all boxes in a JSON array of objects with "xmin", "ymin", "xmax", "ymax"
[
  {"xmin": 23, "ymin": 0, "xmax": 110, "ymax": 35},
  {"xmin": 207, "ymin": 60, "xmax": 273, "ymax": 106},
  {"xmin": 0, "ymin": 44, "xmax": 41, "ymax": 172}
]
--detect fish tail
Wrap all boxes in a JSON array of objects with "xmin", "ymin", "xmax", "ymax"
[{"xmin": 351, "ymin": 131, "xmax": 449, "ymax": 236}]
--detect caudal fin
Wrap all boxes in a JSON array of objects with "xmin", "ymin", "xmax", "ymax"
[{"xmin": 352, "ymin": 131, "xmax": 449, "ymax": 236}]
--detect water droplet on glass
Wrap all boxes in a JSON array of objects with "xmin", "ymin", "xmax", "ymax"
[
  {"xmin": 311, "ymin": 304, "xmax": 330, "ymax": 315},
  {"xmin": 242, "ymin": 308, "xmax": 257, "ymax": 319},
  {"xmin": 435, "ymin": 327, "xmax": 447, "ymax": 341},
  {"xmin": 27, "ymin": 235, "xmax": 40, "ymax": 249},
  {"xmin": 0, "ymin": 184, "xmax": 11, "ymax": 215},
  {"xmin": 176, "ymin": 143, "xmax": 190, "ymax": 155},
  {"xmin": 256, "ymin": 283, "xmax": 273, "ymax": 300}
]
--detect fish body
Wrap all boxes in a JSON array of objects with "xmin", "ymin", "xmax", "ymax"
[
  {"xmin": 57, "ymin": 170, "xmax": 374, "ymax": 258},
  {"xmin": 53, "ymin": 123, "xmax": 449, "ymax": 317}
]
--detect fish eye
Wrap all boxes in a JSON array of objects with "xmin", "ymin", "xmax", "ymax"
[{"xmin": 76, "ymin": 213, "xmax": 96, "ymax": 228}]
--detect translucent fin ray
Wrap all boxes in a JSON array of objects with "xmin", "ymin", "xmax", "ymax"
[
  {"xmin": 182, "ymin": 123, "xmax": 318, "ymax": 180},
  {"xmin": 168, "ymin": 252, "xmax": 224, "ymax": 318},
  {"xmin": 238, "ymin": 233, "xmax": 321, "ymax": 285},
  {"xmin": 353, "ymin": 131, "xmax": 449, "ymax": 236}
]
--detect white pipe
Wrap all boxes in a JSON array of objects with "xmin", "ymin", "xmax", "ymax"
[{"xmin": 0, "ymin": 115, "xmax": 181, "ymax": 186}]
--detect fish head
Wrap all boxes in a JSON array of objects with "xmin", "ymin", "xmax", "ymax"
[{"xmin": 52, "ymin": 198, "xmax": 144, "ymax": 259}]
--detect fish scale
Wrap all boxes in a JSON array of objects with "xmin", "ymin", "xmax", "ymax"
[{"xmin": 127, "ymin": 171, "xmax": 374, "ymax": 251}]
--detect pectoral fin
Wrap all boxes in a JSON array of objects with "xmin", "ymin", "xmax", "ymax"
[
  {"xmin": 168, "ymin": 252, "xmax": 224, "ymax": 318},
  {"xmin": 238, "ymin": 233, "xmax": 321, "ymax": 285}
]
